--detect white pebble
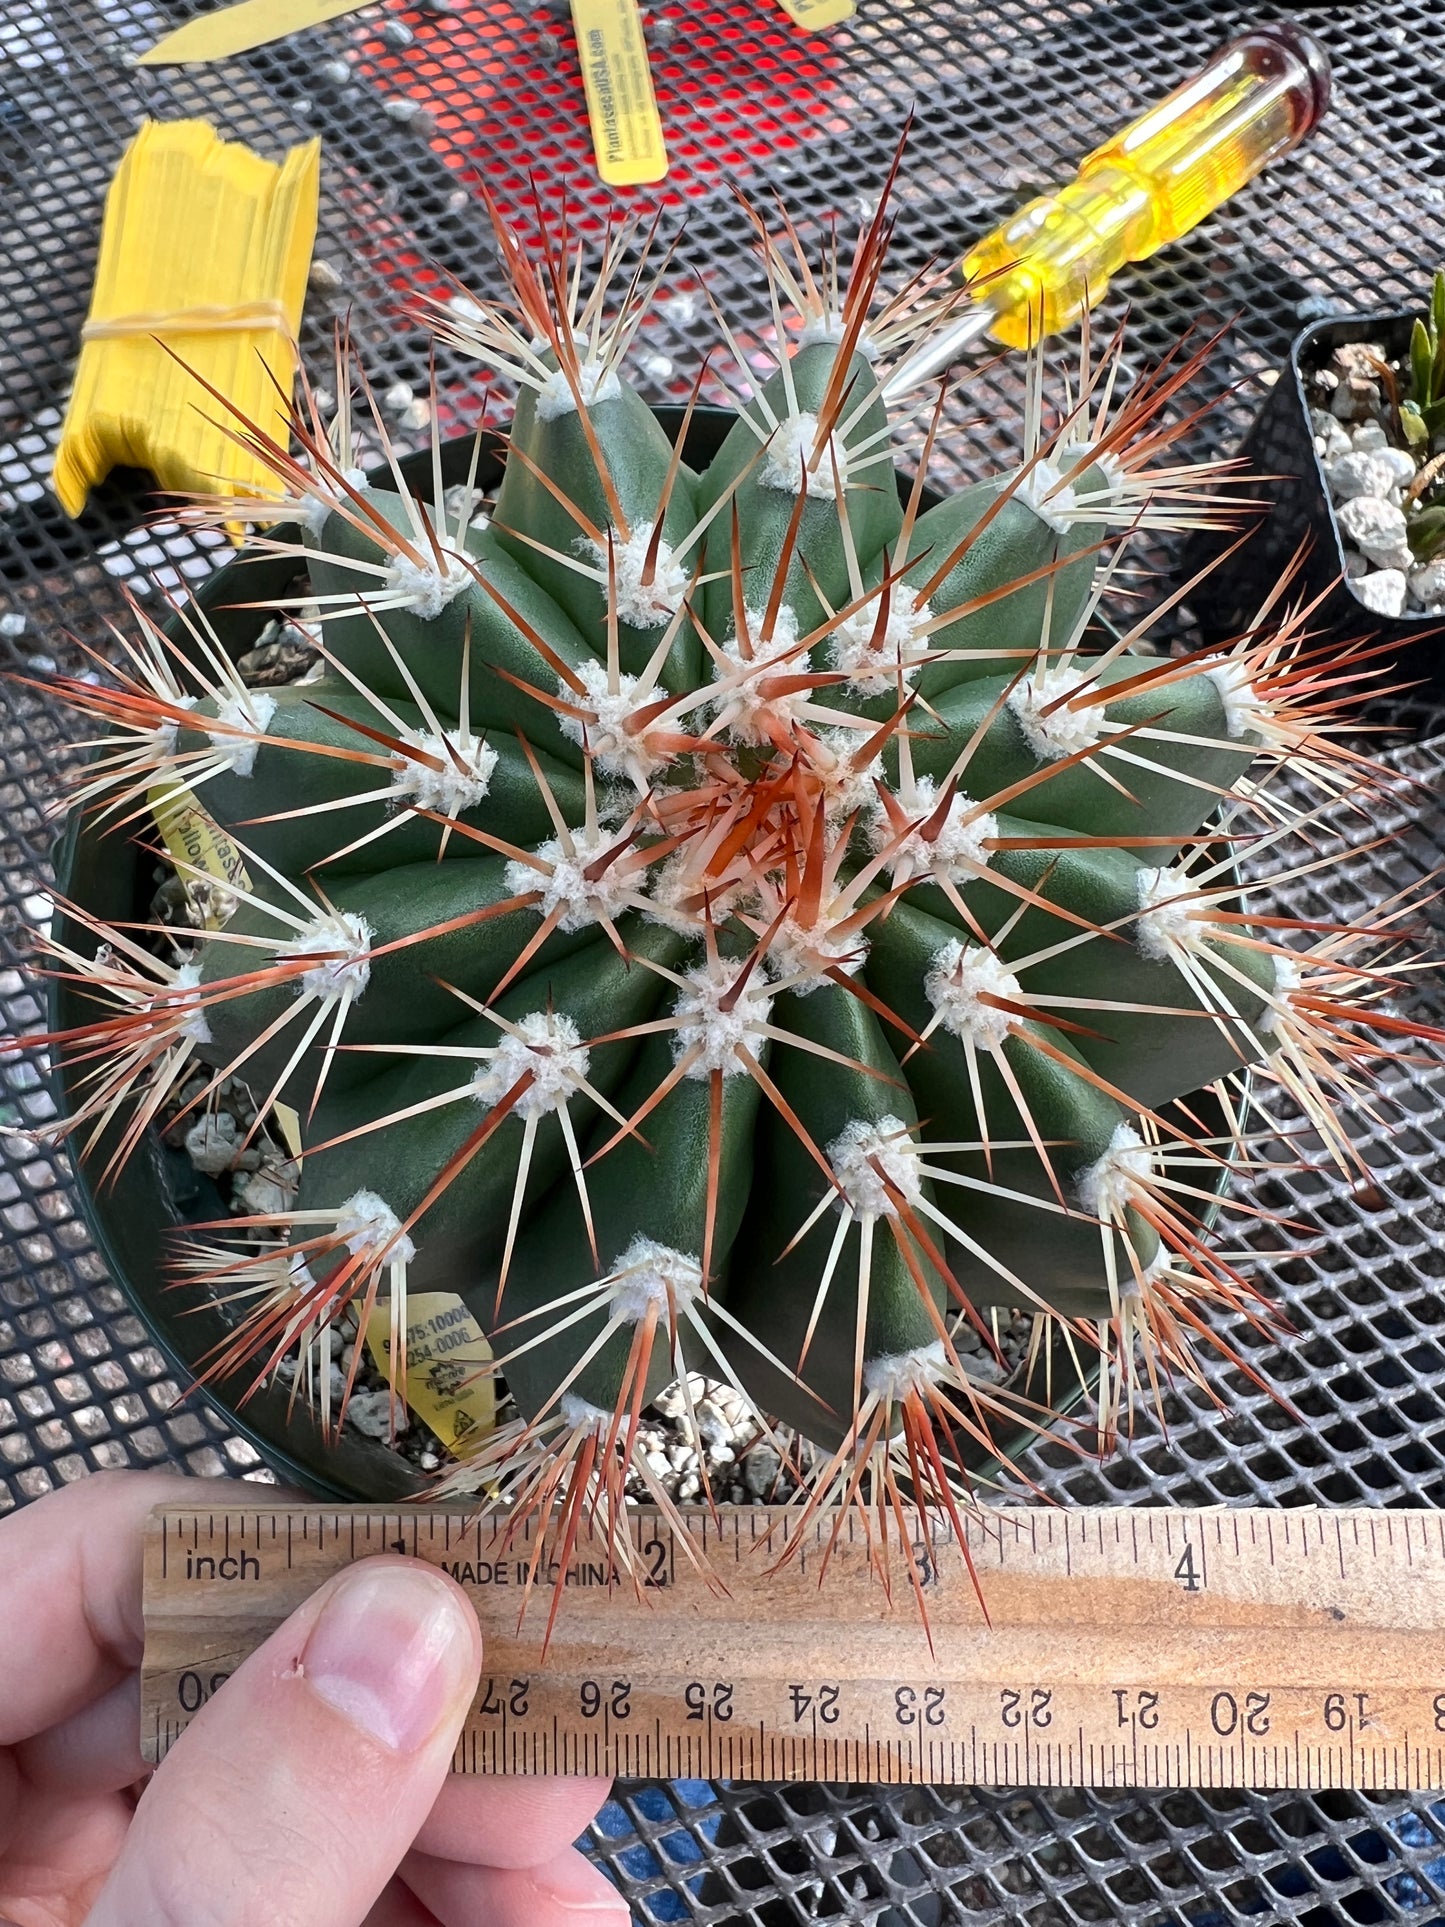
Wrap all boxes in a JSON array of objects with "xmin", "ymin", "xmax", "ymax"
[
  {"xmin": 693, "ymin": 1399, "xmax": 730, "ymax": 1448},
  {"xmin": 383, "ymin": 380, "xmax": 414, "ymax": 413},
  {"xmin": 1336, "ymin": 495, "xmax": 1411, "ymax": 568},
  {"xmin": 184, "ymin": 1113, "xmax": 241, "ymax": 1175},
  {"xmin": 744, "ymin": 1444, "xmax": 782, "ymax": 1499},
  {"xmin": 1326, "ymin": 452, "xmax": 1394, "ymax": 504},
  {"xmin": 398, "ymin": 397, "xmax": 432, "ymax": 434},
  {"xmin": 308, "ymin": 259, "xmax": 344, "ymax": 295},
  {"xmin": 1311, "ymin": 413, "xmax": 1351, "ymax": 464},
  {"xmin": 1350, "ymin": 421, "xmax": 1389, "ymax": 453},
  {"xmin": 347, "ymin": 1389, "xmax": 409, "ymax": 1438},
  {"xmin": 231, "ymin": 1167, "xmax": 295, "ymax": 1216},
  {"xmin": 1409, "ymin": 559, "xmax": 1445, "ymax": 605},
  {"xmin": 0, "ymin": 611, "xmax": 26, "ymax": 638},
  {"xmin": 1375, "ymin": 446, "xmax": 1418, "ymax": 489},
  {"xmin": 380, "ymin": 17, "xmax": 414, "ymax": 44},
  {"xmin": 1352, "ymin": 569, "xmax": 1407, "ymax": 619}
]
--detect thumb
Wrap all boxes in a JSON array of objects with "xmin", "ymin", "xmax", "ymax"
[{"xmin": 86, "ymin": 1557, "xmax": 481, "ymax": 1927}]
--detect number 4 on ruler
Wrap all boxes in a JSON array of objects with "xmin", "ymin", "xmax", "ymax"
[{"xmin": 1175, "ymin": 1544, "xmax": 1202, "ymax": 1592}]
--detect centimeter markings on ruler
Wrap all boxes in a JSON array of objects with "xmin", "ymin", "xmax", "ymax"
[{"xmin": 141, "ymin": 1505, "xmax": 1445, "ymax": 1788}]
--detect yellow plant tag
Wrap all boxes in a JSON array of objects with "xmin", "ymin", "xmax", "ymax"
[
  {"xmin": 772, "ymin": 0, "xmax": 854, "ymax": 26},
  {"xmin": 271, "ymin": 1102, "xmax": 303, "ymax": 1161},
  {"xmin": 366, "ymin": 1292, "xmax": 498, "ymax": 1455},
  {"xmin": 569, "ymin": 0, "xmax": 668, "ymax": 186},
  {"xmin": 137, "ymin": 0, "xmax": 377, "ymax": 64},
  {"xmin": 149, "ymin": 783, "xmax": 252, "ymax": 930}
]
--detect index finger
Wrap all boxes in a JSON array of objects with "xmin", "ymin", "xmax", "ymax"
[{"xmin": 0, "ymin": 1470, "xmax": 210, "ymax": 1744}]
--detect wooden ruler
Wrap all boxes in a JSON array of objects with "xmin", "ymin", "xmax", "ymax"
[{"xmin": 142, "ymin": 1504, "xmax": 1445, "ymax": 1788}]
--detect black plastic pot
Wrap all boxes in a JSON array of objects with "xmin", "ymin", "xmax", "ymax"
[
  {"xmin": 1182, "ymin": 312, "xmax": 1443, "ymax": 696},
  {"xmin": 50, "ymin": 404, "xmax": 1229, "ymax": 1499}
]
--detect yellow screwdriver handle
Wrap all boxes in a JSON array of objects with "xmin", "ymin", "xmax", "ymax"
[{"xmin": 964, "ymin": 26, "xmax": 1331, "ymax": 349}]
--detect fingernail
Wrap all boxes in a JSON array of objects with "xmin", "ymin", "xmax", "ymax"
[
  {"xmin": 532, "ymin": 1853, "xmax": 631, "ymax": 1919},
  {"xmin": 303, "ymin": 1564, "xmax": 476, "ymax": 1753}
]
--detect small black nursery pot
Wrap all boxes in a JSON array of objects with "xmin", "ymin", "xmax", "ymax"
[{"xmin": 1183, "ymin": 313, "xmax": 1443, "ymax": 698}]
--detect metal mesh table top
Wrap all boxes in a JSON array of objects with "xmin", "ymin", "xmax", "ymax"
[{"xmin": 5, "ymin": 0, "xmax": 1445, "ymax": 1919}]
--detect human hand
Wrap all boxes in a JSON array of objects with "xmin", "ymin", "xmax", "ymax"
[{"xmin": 0, "ymin": 1469, "xmax": 625, "ymax": 1927}]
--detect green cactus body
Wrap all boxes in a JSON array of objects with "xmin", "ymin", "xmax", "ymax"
[
  {"xmin": 307, "ymin": 493, "xmax": 602, "ymax": 756},
  {"xmin": 864, "ymin": 895, "xmax": 1154, "ymax": 1287},
  {"xmin": 191, "ymin": 858, "xmax": 601, "ymax": 1091},
  {"xmin": 724, "ymin": 982, "xmax": 946, "ymax": 1449},
  {"xmin": 899, "ymin": 822, "xmax": 1281, "ymax": 1106},
  {"xmin": 295, "ymin": 923, "xmax": 684, "ymax": 1300},
  {"xmin": 41, "ymin": 193, "xmax": 1405, "ymax": 1598},
  {"xmin": 899, "ymin": 655, "xmax": 1257, "ymax": 850},
  {"xmin": 697, "ymin": 342, "xmax": 903, "ymax": 645},
  {"xmin": 903, "ymin": 458, "xmax": 1111, "ymax": 693},
  {"xmin": 174, "ymin": 681, "xmax": 583, "ymax": 874},
  {"xmin": 498, "ymin": 1030, "xmax": 762, "ymax": 1425},
  {"xmin": 494, "ymin": 378, "xmax": 702, "ymax": 691}
]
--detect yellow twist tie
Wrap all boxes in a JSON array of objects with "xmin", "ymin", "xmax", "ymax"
[{"xmin": 80, "ymin": 298, "xmax": 294, "ymax": 343}]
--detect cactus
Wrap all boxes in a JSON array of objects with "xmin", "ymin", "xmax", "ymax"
[{"xmin": 28, "ymin": 188, "xmax": 1441, "ymax": 1616}]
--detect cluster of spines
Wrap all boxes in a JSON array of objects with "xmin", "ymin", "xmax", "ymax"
[{"xmin": 20, "ymin": 169, "xmax": 1444, "ymax": 1634}]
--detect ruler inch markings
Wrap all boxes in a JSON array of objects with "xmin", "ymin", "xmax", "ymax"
[{"xmin": 139, "ymin": 1503, "xmax": 1445, "ymax": 1788}]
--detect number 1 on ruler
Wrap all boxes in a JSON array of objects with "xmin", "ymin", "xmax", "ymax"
[{"xmin": 570, "ymin": 0, "xmax": 668, "ymax": 185}]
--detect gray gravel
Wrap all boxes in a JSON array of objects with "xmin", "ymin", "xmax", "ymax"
[{"xmin": 1309, "ymin": 341, "xmax": 1445, "ymax": 618}]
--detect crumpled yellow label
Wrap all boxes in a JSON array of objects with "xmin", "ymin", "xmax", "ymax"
[
  {"xmin": 366, "ymin": 1292, "xmax": 497, "ymax": 1455},
  {"xmin": 569, "ymin": 0, "xmax": 668, "ymax": 186},
  {"xmin": 150, "ymin": 780, "xmax": 303, "ymax": 1160},
  {"xmin": 149, "ymin": 782, "xmax": 252, "ymax": 928}
]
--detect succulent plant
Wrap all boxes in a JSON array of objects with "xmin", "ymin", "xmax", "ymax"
[
  {"xmin": 1402, "ymin": 268, "xmax": 1445, "ymax": 451},
  {"xmin": 28, "ymin": 188, "xmax": 1438, "ymax": 1616},
  {"xmin": 1400, "ymin": 268, "xmax": 1445, "ymax": 565}
]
